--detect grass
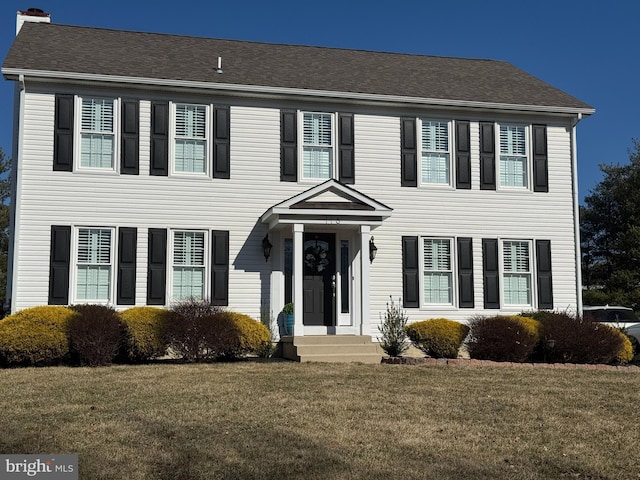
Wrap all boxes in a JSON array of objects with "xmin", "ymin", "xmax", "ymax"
[{"xmin": 1, "ymin": 362, "xmax": 639, "ymax": 480}]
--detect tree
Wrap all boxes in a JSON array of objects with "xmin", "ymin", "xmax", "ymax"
[
  {"xmin": 581, "ymin": 139, "xmax": 640, "ymax": 309},
  {"xmin": 0, "ymin": 148, "xmax": 10, "ymax": 314}
]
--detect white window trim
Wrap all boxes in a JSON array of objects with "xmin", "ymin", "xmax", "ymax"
[
  {"xmin": 298, "ymin": 110, "xmax": 337, "ymax": 183},
  {"xmin": 169, "ymin": 102, "xmax": 211, "ymax": 177},
  {"xmin": 496, "ymin": 123, "xmax": 532, "ymax": 191},
  {"xmin": 418, "ymin": 118, "xmax": 454, "ymax": 188},
  {"xmin": 74, "ymin": 95, "xmax": 120, "ymax": 174},
  {"xmin": 168, "ymin": 229, "xmax": 209, "ymax": 303},
  {"xmin": 499, "ymin": 238, "xmax": 535, "ymax": 308},
  {"xmin": 70, "ymin": 226, "xmax": 116, "ymax": 304},
  {"xmin": 420, "ymin": 236, "xmax": 457, "ymax": 308}
]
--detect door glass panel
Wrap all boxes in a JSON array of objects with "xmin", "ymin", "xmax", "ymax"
[{"xmin": 340, "ymin": 240, "xmax": 349, "ymax": 313}]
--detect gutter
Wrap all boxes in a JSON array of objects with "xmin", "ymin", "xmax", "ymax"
[
  {"xmin": 1, "ymin": 68, "xmax": 596, "ymax": 117},
  {"xmin": 571, "ymin": 113, "xmax": 584, "ymax": 314}
]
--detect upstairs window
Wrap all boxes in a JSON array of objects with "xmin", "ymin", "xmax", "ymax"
[
  {"xmin": 171, "ymin": 230, "xmax": 206, "ymax": 300},
  {"xmin": 499, "ymin": 124, "xmax": 528, "ymax": 188},
  {"xmin": 302, "ymin": 112, "xmax": 333, "ymax": 180},
  {"xmin": 502, "ymin": 240, "xmax": 532, "ymax": 306},
  {"xmin": 421, "ymin": 120, "xmax": 451, "ymax": 185},
  {"xmin": 80, "ymin": 98, "xmax": 115, "ymax": 169},
  {"xmin": 174, "ymin": 104, "xmax": 207, "ymax": 174},
  {"xmin": 76, "ymin": 228, "xmax": 113, "ymax": 301},
  {"xmin": 423, "ymin": 238, "xmax": 453, "ymax": 305}
]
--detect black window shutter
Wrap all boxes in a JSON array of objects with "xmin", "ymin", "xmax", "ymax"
[
  {"xmin": 401, "ymin": 118, "xmax": 417, "ymax": 187},
  {"xmin": 402, "ymin": 236, "xmax": 419, "ymax": 308},
  {"xmin": 338, "ymin": 113, "xmax": 355, "ymax": 184},
  {"xmin": 479, "ymin": 122, "xmax": 496, "ymax": 190},
  {"xmin": 532, "ymin": 124, "xmax": 549, "ymax": 192},
  {"xmin": 48, "ymin": 225, "xmax": 71, "ymax": 305},
  {"xmin": 455, "ymin": 121, "xmax": 471, "ymax": 189},
  {"xmin": 211, "ymin": 230, "xmax": 229, "ymax": 306},
  {"xmin": 117, "ymin": 227, "xmax": 137, "ymax": 305},
  {"xmin": 121, "ymin": 99, "xmax": 140, "ymax": 175},
  {"xmin": 147, "ymin": 228, "xmax": 167, "ymax": 305},
  {"xmin": 536, "ymin": 239, "xmax": 553, "ymax": 309},
  {"xmin": 457, "ymin": 237, "xmax": 474, "ymax": 308},
  {"xmin": 150, "ymin": 102, "xmax": 169, "ymax": 176},
  {"xmin": 281, "ymin": 110, "xmax": 297, "ymax": 182},
  {"xmin": 54, "ymin": 94, "xmax": 74, "ymax": 172},
  {"xmin": 213, "ymin": 106, "xmax": 231, "ymax": 179},
  {"xmin": 482, "ymin": 238, "xmax": 500, "ymax": 309}
]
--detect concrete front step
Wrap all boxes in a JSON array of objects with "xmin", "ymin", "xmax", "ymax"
[{"xmin": 280, "ymin": 335, "xmax": 382, "ymax": 363}]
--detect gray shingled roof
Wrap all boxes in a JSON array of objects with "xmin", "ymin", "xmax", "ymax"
[{"xmin": 3, "ymin": 23, "xmax": 593, "ymax": 112}]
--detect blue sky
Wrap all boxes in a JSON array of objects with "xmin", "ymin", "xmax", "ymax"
[{"xmin": 0, "ymin": 0, "xmax": 637, "ymax": 201}]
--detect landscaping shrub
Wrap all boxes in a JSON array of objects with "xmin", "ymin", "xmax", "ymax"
[
  {"xmin": 211, "ymin": 311, "xmax": 270, "ymax": 360},
  {"xmin": 405, "ymin": 318, "xmax": 469, "ymax": 358},
  {"xmin": 615, "ymin": 332, "xmax": 634, "ymax": 364},
  {"xmin": 0, "ymin": 306, "xmax": 77, "ymax": 366},
  {"xmin": 69, "ymin": 305, "xmax": 123, "ymax": 366},
  {"xmin": 378, "ymin": 296, "xmax": 409, "ymax": 357},
  {"xmin": 467, "ymin": 315, "xmax": 540, "ymax": 362},
  {"xmin": 118, "ymin": 307, "xmax": 169, "ymax": 362},
  {"xmin": 523, "ymin": 311, "xmax": 630, "ymax": 364},
  {"xmin": 163, "ymin": 298, "xmax": 221, "ymax": 362}
]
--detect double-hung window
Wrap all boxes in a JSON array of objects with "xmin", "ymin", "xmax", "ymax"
[
  {"xmin": 502, "ymin": 240, "xmax": 532, "ymax": 306},
  {"xmin": 80, "ymin": 97, "xmax": 116, "ymax": 169},
  {"xmin": 499, "ymin": 124, "xmax": 528, "ymax": 188},
  {"xmin": 423, "ymin": 238, "xmax": 453, "ymax": 305},
  {"xmin": 302, "ymin": 112, "xmax": 333, "ymax": 180},
  {"xmin": 420, "ymin": 120, "xmax": 451, "ymax": 185},
  {"xmin": 76, "ymin": 228, "xmax": 113, "ymax": 301},
  {"xmin": 172, "ymin": 231, "xmax": 206, "ymax": 300},
  {"xmin": 174, "ymin": 104, "xmax": 208, "ymax": 174}
]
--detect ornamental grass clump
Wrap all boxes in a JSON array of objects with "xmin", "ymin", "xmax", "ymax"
[
  {"xmin": 0, "ymin": 306, "xmax": 77, "ymax": 366},
  {"xmin": 467, "ymin": 315, "xmax": 540, "ymax": 363},
  {"xmin": 69, "ymin": 304, "xmax": 123, "ymax": 366},
  {"xmin": 118, "ymin": 306, "xmax": 169, "ymax": 362},
  {"xmin": 405, "ymin": 318, "xmax": 469, "ymax": 358},
  {"xmin": 378, "ymin": 296, "xmax": 409, "ymax": 357}
]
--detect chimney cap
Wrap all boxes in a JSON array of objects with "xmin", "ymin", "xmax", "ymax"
[{"xmin": 18, "ymin": 8, "xmax": 50, "ymax": 17}]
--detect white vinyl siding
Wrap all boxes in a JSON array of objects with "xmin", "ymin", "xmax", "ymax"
[
  {"xmin": 421, "ymin": 120, "xmax": 450, "ymax": 185},
  {"xmin": 174, "ymin": 104, "xmax": 207, "ymax": 174},
  {"xmin": 76, "ymin": 228, "xmax": 113, "ymax": 301},
  {"xmin": 503, "ymin": 240, "xmax": 532, "ymax": 306},
  {"xmin": 172, "ymin": 231, "xmax": 206, "ymax": 300},
  {"xmin": 302, "ymin": 112, "xmax": 333, "ymax": 180},
  {"xmin": 499, "ymin": 124, "xmax": 528, "ymax": 188},
  {"xmin": 423, "ymin": 238, "xmax": 453, "ymax": 305},
  {"xmin": 80, "ymin": 98, "xmax": 115, "ymax": 169}
]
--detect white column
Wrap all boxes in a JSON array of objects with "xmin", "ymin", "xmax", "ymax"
[
  {"xmin": 293, "ymin": 223, "xmax": 304, "ymax": 336},
  {"xmin": 360, "ymin": 225, "xmax": 371, "ymax": 336}
]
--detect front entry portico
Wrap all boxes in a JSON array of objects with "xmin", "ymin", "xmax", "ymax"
[{"xmin": 260, "ymin": 180, "xmax": 392, "ymax": 337}]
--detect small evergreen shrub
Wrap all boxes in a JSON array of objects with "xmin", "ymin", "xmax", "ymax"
[
  {"xmin": 467, "ymin": 315, "xmax": 540, "ymax": 363},
  {"xmin": 377, "ymin": 297, "xmax": 409, "ymax": 357},
  {"xmin": 524, "ymin": 311, "xmax": 630, "ymax": 364},
  {"xmin": 0, "ymin": 306, "xmax": 77, "ymax": 366},
  {"xmin": 405, "ymin": 318, "xmax": 469, "ymax": 358},
  {"xmin": 69, "ymin": 305, "xmax": 123, "ymax": 366},
  {"xmin": 615, "ymin": 332, "xmax": 634, "ymax": 364},
  {"xmin": 118, "ymin": 307, "xmax": 169, "ymax": 362},
  {"xmin": 211, "ymin": 311, "xmax": 270, "ymax": 360},
  {"xmin": 163, "ymin": 298, "xmax": 222, "ymax": 362}
]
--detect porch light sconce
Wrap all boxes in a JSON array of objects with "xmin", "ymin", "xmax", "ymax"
[
  {"xmin": 262, "ymin": 234, "xmax": 273, "ymax": 261},
  {"xmin": 369, "ymin": 237, "xmax": 378, "ymax": 263}
]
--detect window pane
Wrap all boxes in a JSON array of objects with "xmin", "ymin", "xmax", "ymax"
[
  {"xmin": 503, "ymin": 241, "xmax": 531, "ymax": 305},
  {"xmin": 303, "ymin": 113, "xmax": 332, "ymax": 146},
  {"xmin": 500, "ymin": 125, "xmax": 526, "ymax": 155},
  {"xmin": 76, "ymin": 228, "xmax": 112, "ymax": 301},
  {"xmin": 422, "ymin": 121, "xmax": 448, "ymax": 152},
  {"xmin": 81, "ymin": 134, "xmax": 114, "ymax": 168},
  {"xmin": 175, "ymin": 105, "xmax": 206, "ymax": 138},
  {"xmin": 82, "ymin": 98, "xmax": 114, "ymax": 133},
  {"xmin": 303, "ymin": 147, "xmax": 332, "ymax": 179},
  {"xmin": 173, "ymin": 232, "xmax": 205, "ymax": 266},
  {"xmin": 422, "ymin": 153, "xmax": 450, "ymax": 184},
  {"xmin": 172, "ymin": 267, "xmax": 205, "ymax": 300},
  {"xmin": 500, "ymin": 156, "xmax": 527, "ymax": 187},
  {"xmin": 76, "ymin": 265, "xmax": 111, "ymax": 300},
  {"xmin": 175, "ymin": 139, "xmax": 206, "ymax": 173},
  {"xmin": 340, "ymin": 240, "xmax": 349, "ymax": 314},
  {"xmin": 499, "ymin": 125, "xmax": 527, "ymax": 187},
  {"xmin": 421, "ymin": 121, "xmax": 450, "ymax": 184},
  {"xmin": 424, "ymin": 272, "xmax": 452, "ymax": 304},
  {"xmin": 504, "ymin": 274, "xmax": 531, "ymax": 305},
  {"xmin": 424, "ymin": 239, "xmax": 451, "ymax": 271},
  {"xmin": 78, "ymin": 229, "xmax": 111, "ymax": 264},
  {"xmin": 503, "ymin": 241, "xmax": 530, "ymax": 272},
  {"xmin": 423, "ymin": 238, "xmax": 452, "ymax": 304}
]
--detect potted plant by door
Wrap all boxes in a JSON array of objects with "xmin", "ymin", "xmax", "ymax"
[{"xmin": 282, "ymin": 303, "xmax": 294, "ymax": 336}]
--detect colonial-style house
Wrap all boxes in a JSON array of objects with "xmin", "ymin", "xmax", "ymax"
[{"xmin": 2, "ymin": 9, "xmax": 593, "ymax": 361}]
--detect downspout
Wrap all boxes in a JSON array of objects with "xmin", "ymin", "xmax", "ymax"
[{"xmin": 571, "ymin": 113, "xmax": 583, "ymax": 314}]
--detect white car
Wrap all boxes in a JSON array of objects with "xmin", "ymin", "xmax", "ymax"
[{"xmin": 583, "ymin": 305, "xmax": 640, "ymax": 350}]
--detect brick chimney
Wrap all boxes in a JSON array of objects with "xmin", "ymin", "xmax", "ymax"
[{"xmin": 16, "ymin": 8, "xmax": 50, "ymax": 35}]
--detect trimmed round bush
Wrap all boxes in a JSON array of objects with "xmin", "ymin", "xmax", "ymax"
[
  {"xmin": 69, "ymin": 304, "xmax": 123, "ymax": 366},
  {"xmin": 118, "ymin": 307, "xmax": 168, "ymax": 362},
  {"xmin": 467, "ymin": 315, "xmax": 540, "ymax": 363},
  {"xmin": 525, "ymin": 311, "xmax": 630, "ymax": 364},
  {"xmin": 211, "ymin": 312, "xmax": 270, "ymax": 360},
  {"xmin": 0, "ymin": 306, "xmax": 77, "ymax": 366},
  {"xmin": 405, "ymin": 318, "xmax": 469, "ymax": 358}
]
